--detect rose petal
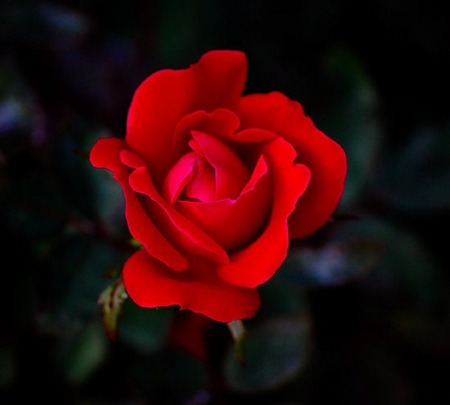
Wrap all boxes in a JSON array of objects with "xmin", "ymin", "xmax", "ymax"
[
  {"xmin": 129, "ymin": 166, "xmax": 229, "ymax": 264},
  {"xmin": 217, "ymin": 137, "xmax": 311, "ymax": 288},
  {"xmin": 119, "ymin": 149, "xmax": 146, "ymax": 169},
  {"xmin": 177, "ymin": 155, "xmax": 271, "ymax": 251},
  {"xmin": 126, "ymin": 51, "xmax": 248, "ymax": 188},
  {"xmin": 237, "ymin": 91, "xmax": 347, "ymax": 239},
  {"xmin": 172, "ymin": 108, "xmax": 241, "ymax": 157},
  {"xmin": 232, "ymin": 127, "xmax": 277, "ymax": 143},
  {"xmin": 190, "ymin": 131, "xmax": 251, "ymax": 200},
  {"xmin": 123, "ymin": 250, "xmax": 261, "ymax": 323},
  {"xmin": 90, "ymin": 138, "xmax": 188, "ymax": 271},
  {"xmin": 162, "ymin": 152, "xmax": 196, "ymax": 205},
  {"xmin": 183, "ymin": 154, "xmax": 216, "ymax": 202}
]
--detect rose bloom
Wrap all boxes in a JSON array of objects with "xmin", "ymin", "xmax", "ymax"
[{"xmin": 90, "ymin": 50, "xmax": 346, "ymax": 323}]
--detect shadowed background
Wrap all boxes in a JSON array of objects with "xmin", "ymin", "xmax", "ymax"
[{"xmin": 1, "ymin": 1, "xmax": 450, "ymax": 404}]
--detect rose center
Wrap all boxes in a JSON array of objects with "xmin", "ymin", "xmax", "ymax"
[
  {"xmin": 180, "ymin": 154, "xmax": 216, "ymax": 202},
  {"xmin": 162, "ymin": 131, "xmax": 250, "ymax": 206}
]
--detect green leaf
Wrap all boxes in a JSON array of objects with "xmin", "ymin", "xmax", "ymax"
[
  {"xmin": 128, "ymin": 238, "xmax": 143, "ymax": 249},
  {"xmin": 224, "ymin": 317, "xmax": 311, "ymax": 393},
  {"xmin": 98, "ymin": 277, "xmax": 128, "ymax": 341},
  {"xmin": 38, "ymin": 234, "xmax": 125, "ymax": 330},
  {"xmin": 259, "ymin": 273, "xmax": 306, "ymax": 316},
  {"xmin": 118, "ymin": 301, "xmax": 174, "ymax": 353},
  {"xmin": 0, "ymin": 56, "xmax": 36, "ymax": 136},
  {"xmin": 377, "ymin": 122, "xmax": 450, "ymax": 212},
  {"xmin": 55, "ymin": 321, "xmax": 109, "ymax": 386},
  {"xmin": 0, "ymin": 344, "xmax": 16, "ymax": 389},
  {"xmin": 333, "ymin": 217, "xmax": 448, "ymax": 311},
  {"xmin": 88, "ymin": 135, "xmax": 127, "ymax": 234},
  {"xmin": 320, "ymin": 46, "xmax": 383, "ymax": 208}
]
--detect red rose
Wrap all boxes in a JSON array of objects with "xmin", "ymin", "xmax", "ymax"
[{"xmin": 90, "ymin": 50, "xmax": 346, "ymax": 323}]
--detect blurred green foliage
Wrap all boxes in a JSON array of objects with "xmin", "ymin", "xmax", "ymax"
[{"xmin": 1, "ymin": 1, "xmax": 450, "ymax": 404}]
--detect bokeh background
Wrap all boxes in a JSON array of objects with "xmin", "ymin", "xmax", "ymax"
[{"xmin": 1, "ymin": 1, "xmax": 450, "ymax": 404}]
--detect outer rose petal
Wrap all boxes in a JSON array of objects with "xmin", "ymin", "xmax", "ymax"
[
  {"xmin": 217, "ymin": 137, "xmax": 311, "ymax": 288},
  {"xmin": 126, "ymin": 50, "xmax": 247, "ymax": 188},
  {"xmin": 172, "ymin": 109, "xmax": 241, "ymax": 158},
  {"xmin": 89, "ymin": 137, "xmax": 188, "ymax": 271},
  {"xmin": 237, "ymin": 92, "xmax": 347, "ymax": 239},
  {"xmin": 128, "ymin": 167, "xmax": 229, "ymax": 265},
  {"xmin": 123, "ymin": 250, "xmax": 261, "ymax": 322}
]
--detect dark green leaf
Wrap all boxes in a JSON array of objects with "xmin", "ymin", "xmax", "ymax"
[
  {"xmin": 377, "ymin": 122, "xmax": 450, "ymax": 212},
  {"xmin": 37, "ymin": 234, "xmax": 125, "ymax": 330},
  {"xmin": 334, "ymin": 217, "xmax": 448, "ymax": 311},
  {"xmin": 224, "ymin": 317, "xmax": 311, "ymax": 393},
  {"xmin": 320, "ymin": 46, "xmax": 383, "ymax": 208},
  {"xmin": 55, "ymin": 321, "xmax": 109, "ymax": 386},
  {"xmin": 0, "ymin": 344, "xmax": 16, "ymax": 389},
  {"xmin": 118, "ymin": 301, "xmax": 174, "ymax": 353}
]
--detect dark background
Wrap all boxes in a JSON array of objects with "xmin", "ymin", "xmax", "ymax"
[{"xmin": 1, "ymin": 1, "xmax": 450, "ymax": 404}]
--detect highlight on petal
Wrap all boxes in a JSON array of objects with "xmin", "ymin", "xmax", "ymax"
[
  {"xmin": 89, "ymin": 138, "xmax": 189, "ymax": 271},
  {"xmin": 237, "ymin": 91, "xmax": 347, "ymax": 238},
  {"xmin": 176, "ymin": 155, "xmax": 272, "ymax": 251},
  {"xmin": 128, "ymin": 166, "xmax": 229, "ymax": 265},
  {"xmin": 123, "ymin": 250, "xmax": 261, "ymax": 323},
  {"xmin": 126, "ymin": 51, "xmax": 248, "ymax": 188},
  {"xmin": 217, "ymin": 137, "xmax": 311, "ymax": 288}
]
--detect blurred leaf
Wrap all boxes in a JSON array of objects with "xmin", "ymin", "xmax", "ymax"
[
  {"xmin": 259, "ymin": 273, "xmax": 306, "ymax": 317},
  {"xmin": 128, "ymin": 238, "xmax": 143, "ymax": 249},
  {"xmin": 224, "ymin": 317, "xmax": 311, "ymax": 393},
  {"xmin": 0, "ymin": 344, "xmax": 16, "ymax": 389},
  {"xmin": 0, "ymin": 56, "xmax": 41, "ymax": 143},
  {"xmin": 55, "ymin": 321, "xmax": 109, "ymax": 386},
  {"xmin": 37, "ymin": 2, "xmax": 89, "ymax": 45},
  {"xmin": 227, "ymin": 320, "xmax": 247, "ymax": 366},
  {"xmin": 118, "ymin": 301, "xmax": 174, "ymax": 353},
  {"xmin": 88, "ymin": 134, "xmax": 127, "ymax": 235},
  {"xmin": 98, "ymin": 277, "xmax": 128, "ymax": 341},
  {"xmin": 335, "ymin": 217, "xmax": 448, "ymax": 312},
  {"xmin": 102, "ymin": 262, "xmax": 124, "ymax": 279},
  {"xmin": 1, "ymin": 1, "xmax": 89, "ymax": 47},
  {"xmin": 50, "ymin": 123, "xmax": 101, "ymax": 221},
  {"xmin": 320, "ymin": 46, "xmax": 383, "ymax": 208},
  {"xmin": 1, "ymin": 167, "xmax": 66, "ymax": 239},
  {"xmin": 377, "ymin": 122, "xmax": 450, "ymax": 212},
  {"xmin": 280, "ymin": 239, "xmax": 380, "ymax": 287},
  {"xmin": 38, "ymin": 234, "xmax": 124, "ymax": 330}
]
